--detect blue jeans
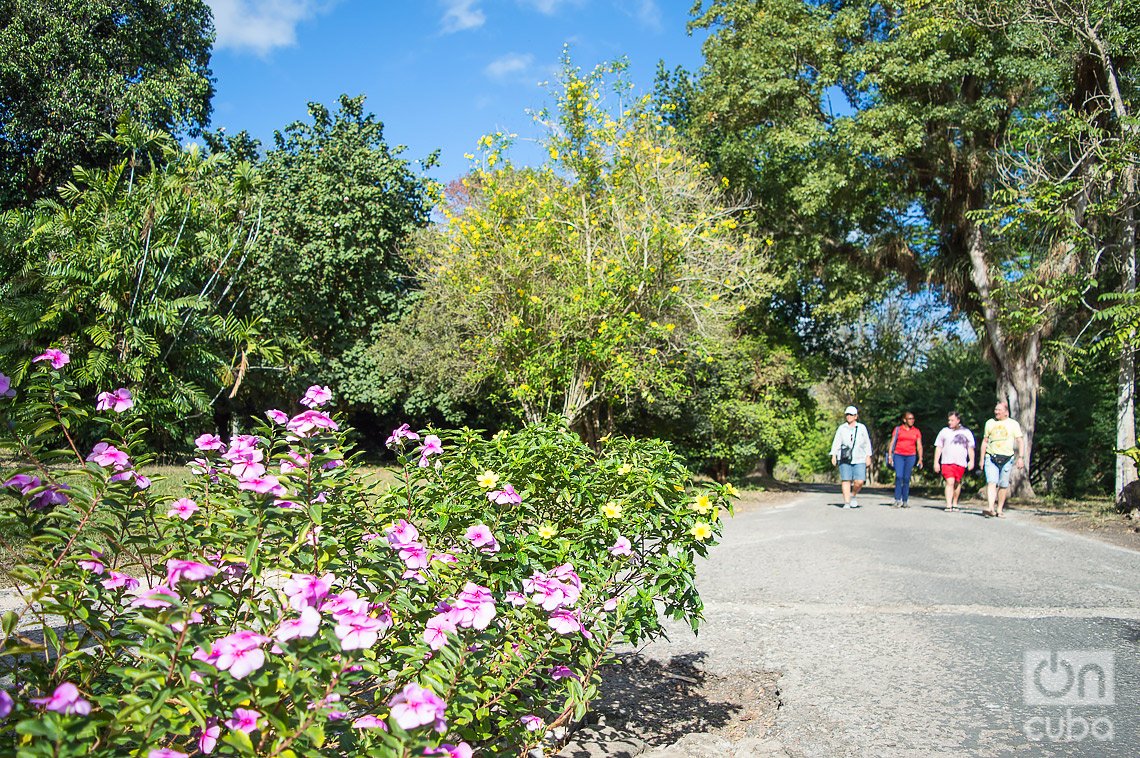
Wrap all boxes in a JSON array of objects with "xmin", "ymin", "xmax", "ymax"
[{"xmin": 893, "ymin": 453, "xmax": 916, "ymax": 502}]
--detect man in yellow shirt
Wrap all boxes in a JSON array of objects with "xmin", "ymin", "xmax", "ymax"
[{"xmin": 979, "ymin": 401, "xmax": 1026, "ymax": 518}]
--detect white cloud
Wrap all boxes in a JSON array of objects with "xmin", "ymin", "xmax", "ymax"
[
  {"xmin": 632, "ymin": 0, "xmax": 662, "ymax": 32},
  {"xmin": 208, "ymin": 0, "xmax": 334, "ymax": 55},
  {"xmin": 484, "ymin": 52, "xmax": 535, "ymax": 80},
  {"xmin": 440, "ymin": 0, "xmax": 486, "ymax": 33},
  {"xmin": 517, "ymin": 0, "xmax": 580, "ymax": 13}
]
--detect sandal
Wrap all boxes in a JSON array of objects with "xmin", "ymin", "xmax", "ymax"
[{"xmin": 982, "ymin": 510, "xmax": 995, "ymax": 518}]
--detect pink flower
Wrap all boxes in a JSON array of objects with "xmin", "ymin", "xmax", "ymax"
[
  {"xmin": 548, "ymin": 609, "xmax": 589, "ymax": 637},
  {"xmin": 300, "ymin": 384, "xmax": 332, "ymax": 408},
  {"xmin": 30, "ymin": 682, "xmax": 90, "ymax": 715},
  {"xmin": 403, "ymin": 569, "xmax": 427, "ymax": 583},
  {"xmin": 148, "ymin": 750, "xmax": 187, "ymax": 758},
  {"xmin": 77, "ymin": 552, "xmax": 105, "ymax": 574},
  {"xmin": 608, "ymin": 535, "xmax": 633, "ymax": 557},
  {"xmin": 505, "ymin": 591, "xmax": 527, "ymax": 607},
  {"xmin": 385, "ymin": 423, "xmax": 420, "ymax": 448},
  {"xmin": 464, "ymin": 524, "xmax": 500, "ymax": 554},
  {"xmin": 362, "ymin": 532, "xmax": 382, "ymax": 542},
  {"xmin": 265, "ymin": 409, "xmax": 288, "ymax": 424},
  {"xmin": 210, "ymin": 630, "xmax": 269, "ymax": 680},
  {"xmin": 166, "ymin": 559, "xmax": 217, "ymax": 585},
  {"xmin": 287, "ymin": 410, "xmax": 339, "ymax": 437},
  {"xmin": 135, "ymin": 474, "xmax": 151, "ymax": 490},
  {"xmin": 0, "ymin": 689, "xmax": 13, "ymax": 718},
  {"xmin": 275, "ymin": 607, "xmax": 322, "ymax": 642},
  {"xmin": 170, "ymin": 610, "xmax": 203, "ymax": 633},
  {"xmin": 225, "ymin": 707, "xmax": 260, "ymax": 733},
  {"xmin": 521, "ymin": 714, "xmax": 544, "ymax": 731},
  {"xmin": 321, "ymin": 590, "xmax": 367, "ymax": 618},
  {"xmin": 423, "ymin": 613, "xmax": 457, "ymax": 650},
  {"xmin": 273, "ymin": 499, "xmax": 301, "ymax": 509},
  {"xmin": 385, "ymin": 519, "xmax": 420, "ymax": 548},
  {"xmin": 431, "ymin": 551, "xmax": 458, "ymax": 564},
  {"xmin": 237, "ymin": 475, "xmax": 286, "ymax": 496},
  {"xmin": 279, "ymin": 451, "xmax": 310, "ymax": 473},
  {"xmin": 334, "ymin": 611, "xmax": 389, "ymax": 650},
  {"xmin": 417, "ymin": 435, "xmax": 443, "ymax": 467},
  {"xmin": 487, "ymin": 483, "xmax": 522, "ymax": 505},
  {"xmin": 426, "ymin": 744, "xmax": 473, "ymax": 758},
  {"xmin": 283, "ymin": 573, "xmax": 335, "ymax": 611},
  {"xmin": 0, "ymin": 372, "xmax": 15, "ymax": 398},
  {"xmin": 524, "ymin": 563, "xmax": 582, "ymax": 610},
  {"xmin": 197, "ymin": 719, "xmax": 220, "ymax": 754},
  {"xmin": 551, "ymin": 665, "xmax": 579, "ymax": 680},
  {"xmin": 130, "ymin": 585, "xmax": 180, "ymax": 609},
  {"xmin": 449, "ymin": 583, "xmax": 497, "ymax": 630},
  {"xmin": 352, "ymin": 714, "xmax": 388, "ymax": 730},
  {"xmin": 32, "ymin": 348, "xmax": 69, "ymax": 370},
  {"xmin": 195, "ymin": 434, "xmax": 225, "ymax": 452},
  {"xmin": 388, "ymin": 683, "xmax": 446, "ymax": 732},
  {"xmin": 167, "ymin": 498, "xmax": 198, "ymax": 520},
  {"xmin": 101, "ymin": 572, "xmax": 139, "ymax": 591},
  {"xmin": 602, "ymin": 597, "xmax": 619, "ymax": 612},
  {"xmin": 87, "ymin": 442, "xmax": 130, "ymax": 470},
  {"xmin": 399, "ymin": 543, "xmax": 429, "ymax": 569},
  {"xmin": 96, "ymin": 388, "xmax": 133, "ymax": 413}
]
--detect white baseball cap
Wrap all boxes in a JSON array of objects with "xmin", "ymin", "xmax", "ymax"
[{"xmin": 844, "ymin": 405, "xmax": 858, "ymax": 415}]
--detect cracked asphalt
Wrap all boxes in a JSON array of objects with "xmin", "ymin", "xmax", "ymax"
[{"xmin": 635, "ymin": 487, "xmax": 1140, "ymax": 757}]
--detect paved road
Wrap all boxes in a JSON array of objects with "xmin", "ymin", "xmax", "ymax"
[{"xmin": 638, "ymin": 487, "xmax": 1140, "ymax": 757}]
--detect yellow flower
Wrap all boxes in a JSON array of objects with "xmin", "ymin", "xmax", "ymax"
[
  {"xmin": 538, "ymin": 524, "xmax": 557, "ymax": 539},
  {"xmin": 602, "ymin": 501, "xmax": 623, "ymax": 519},
  {"xmin": 690, "ymin": 494, "xmax": 712, "ymax": 514},
  {"xmin": 690, "ymin": 522, "xmax": 713, "ymax": 540},
  {"xmin": 724, "ymin": 483, "xmax": 738, "ymax": 497},
  {"xmin": 673, "ymin": 484, "xmax": 685, "ymax": 492},
  {"xmin": 478, "ymin": 470, "xmax": 500, "ymax": 490},
  {"xmin": 617, "ymin": 463, "xmax": 632, "ymax": 475}
]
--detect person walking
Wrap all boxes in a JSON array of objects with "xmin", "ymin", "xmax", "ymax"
[
  {"xmin": 979, "ymin": 401, "xmax": 1026, "ymax": 518},
  {"xmin": 933, "ymin": 411, "xmax": 975, "ymax": 512},
  {"xmin": 830, "ymin": 405, "xmax": 873, "ymax": 509},
  {"xmin": 887, "ymin": 411, "xmax": 923, "ymax": 508}
]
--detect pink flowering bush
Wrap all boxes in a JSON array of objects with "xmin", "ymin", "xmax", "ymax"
[{"xmin": 0, "ymin": 355, "xmax": 732, "ymax": 755}]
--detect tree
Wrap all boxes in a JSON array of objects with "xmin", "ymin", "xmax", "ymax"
[
  {"xmin": 0, "ymin": 127, "xmax": 269, "ymax": 444},
  {"xmin": 683, "ymin": 0, "xmax": 1076, "ymax": 495},
  {"xmin": 0, "ymin": 0, "xmax": 214, "ymax": 209},
  {"xmin": 246, "ymin": 95, "xmax": 433, "ymax": 414},
  {"xmin": 391, "ymin": 60, "xmax": 771, "ymax": 444}
]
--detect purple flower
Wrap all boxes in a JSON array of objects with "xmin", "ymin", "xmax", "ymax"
[
  {"xmin": 77, "ymin": 552, "xmax": 105, "ymax": 574},
  {"xmin": 29, "ymin": 483, "xmax": 70, "ymax": 510},
  {"xmin": 352, "ymin": 714, "xmax": 388, "ymax": 730},
  {"xmin": 551, "ymin": 665, "xmax": 579, "ymax": 681},
  {"xmin": 3, "ymin": 473, "xmax": 39, "ymax": 493},
  {"xmin": 148, "ymin": 750, "xmax": 188, "ymax": 758},
  {"xmin": 388, "ymin": 682, "xmax": 447, "ymax": 732},
  {"xmin": 608, "ymin": 535, "xmax": 633, "ymax": 557},
  {"xmin": 300, "ymin": 384, "xmax": 332, "ymax": 408},
  {"xmin": 417, "ymin": 435, "xmax": 443, "ymax": 467},
  {"xmin": 283, "ymin": 573, "xmax": 335, "ymax": 611},
  {"xmin": 385, "ymin": 423, "xmax": 420, "ymax": 448},
  {"xmin": 287, "ymin": 410, "xmax": 338, "ymax": 437},
  {"xmin": 521, "ymin": 714, "xmax": 544, "ymax": 731},
  {"xmin": 167, "ymin": 498, "xmax": 198, "ymax": 520},
  {"xmin": 225, "ymin": 707, "xmax": 260, "ymax": 733},
  {"xmin": 101, "ymin": 571, "xmax": 139, "ymax": 591},
  {"xmin": 197, "ymin": 719, "xmax": 220, "ymax": 754},
  {"xmin": 0, "ymin": 372, "xmax": 15, "ymax": 398},
  {"xmin": 425, "ymin": 744, "xmax": 473, "ymax": 758},
  {"xmin": 88, "ymin": 442, "xmax": 130, "ymax": 470},
  {"xmin": 0, "ymin": 689, "xmax": 13, "ymax": 718},
  {"xmin": 275, "ymin": 607, "xmax": 322, "ymax": 642},
  {"xmin": 32, "ymin": 348, "xmax": 69, "ymax": 370},
  {"xmin": 30, "ymin": 682, "xmax": 90, "ymax": 715},
  {"xmin": 265, "ymin": 409, "xmax": 289, "ymax": 424},
  {"xmin": 166, "ymin": 559, "xmax": 217, "ymax": 585},
  {"xmin": 464, "ymin": 524, "xmax": 500, "ymax": 554},
  {"xmin": 130, "ymin": 585, "xmax": 180, "ymax": 609},
  {"xmin": 95, "ymin": 388, "xmax": 133, "ymax": 413},
  {"xmin": 487, "ymin": 483, "xmax": 522, "ymax": 505},
  {"xmin": 195, "ymin": 434, "xmax": 225, "ymax": 452}
]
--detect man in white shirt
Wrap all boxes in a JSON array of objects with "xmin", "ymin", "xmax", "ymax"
[
  {"xmin": 830, "ymin": 405, "xmax": 872, "ymax": 509},
  {"xmin": 933, "ymin": 411, "xmax": 975, "ymax": 512}
]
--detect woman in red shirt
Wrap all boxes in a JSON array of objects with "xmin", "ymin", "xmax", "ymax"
[{"xmin": 888, "ymin": 412, "xmax": 923, "ymax": 508}]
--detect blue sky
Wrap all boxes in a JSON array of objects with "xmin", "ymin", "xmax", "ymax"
[{"xmin": 206, "ymin": 1, "xmax": 709, "ymax": 182}]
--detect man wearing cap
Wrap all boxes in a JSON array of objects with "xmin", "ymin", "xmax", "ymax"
[{"xmin": 830, "ymin": 405, "xmax": 873, "ymax": 509}]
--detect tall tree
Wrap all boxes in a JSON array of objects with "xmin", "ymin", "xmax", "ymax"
[
  {"xmin": 683, "ymin": 0, "xmax": 1067, "ymax": 494},
  {"xmin": 0, "ymin": 0, "xmax": 214, "ymax": 208}
]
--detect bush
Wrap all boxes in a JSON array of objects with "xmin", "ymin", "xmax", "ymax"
[{"xmin": 0, "ymin": 353, "xmax": 732, "ymax": 756}]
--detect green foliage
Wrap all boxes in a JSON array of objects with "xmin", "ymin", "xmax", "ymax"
[
  {"xmin": 0, "ymin": 356, "xmax": 733, "ymax": 755},
  {"xmin": 388, "ymin": 59, "xmax": 771, "ymax": 440},
  {"xmin": 0, "ymin": 128, "xmax": 270, "ymax": 445},
  {"xmin": 249, "ymin": 95, "xmax": 433, "ymax": 411},
  {"xmin": 0, "ymin": 0, "xmax": 214, "ymax": 208}
]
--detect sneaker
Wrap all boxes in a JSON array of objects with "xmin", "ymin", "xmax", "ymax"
[
  {"xmin": 850, "ymin": 498, "xmax": 860, "ymax": 509},
  {"xmin": 901, "ymin": 501, "xmax": 909, "ymax": 508},
  {"xmin": 892, "ymin": 500, "xmax": 901, "ymax": 508},
  {"xmin": 843, "ymin": 502, "xmax": 853, "ymax": 509}
]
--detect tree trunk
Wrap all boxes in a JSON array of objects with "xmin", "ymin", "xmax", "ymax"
[{"xmin": 1117, "ymin": 185, "xmax": 1138, "ymax": 495}]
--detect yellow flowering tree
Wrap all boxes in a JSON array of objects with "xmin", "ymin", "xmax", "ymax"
[{"xmin": 401, "ymin": 59, "xmax": 772, "ymax": 442}]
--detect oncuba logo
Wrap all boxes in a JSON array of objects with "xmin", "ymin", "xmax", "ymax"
[{"xmin": 1023, "ymin": 650, "xmax": 1115, "ymax": 743}]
